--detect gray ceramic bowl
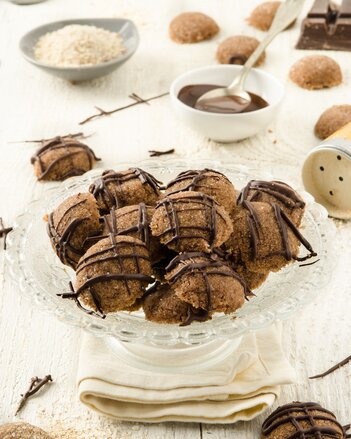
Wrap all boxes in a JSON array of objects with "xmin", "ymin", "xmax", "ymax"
[{"xmin": 19, "ymin": 18, "xmax": 139, "ymax": 82}]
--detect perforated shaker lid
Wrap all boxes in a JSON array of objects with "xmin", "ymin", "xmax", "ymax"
[{"xmin": 302, "ymin": 122, "xmax": 351, "ymax": 219}]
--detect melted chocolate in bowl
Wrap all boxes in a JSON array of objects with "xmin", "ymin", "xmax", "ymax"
[{"xmin": 178, "ymin": 84, "xmax": 269, "ymax": 114}]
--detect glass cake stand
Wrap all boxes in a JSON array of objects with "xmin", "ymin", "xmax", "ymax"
[{"xmin": 6, "ymin": 159, "xmax": 337, "ymax": 372}]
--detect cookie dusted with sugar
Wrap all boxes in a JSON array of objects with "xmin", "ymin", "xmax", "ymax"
[
  {"xmin": 238, "ymin": 180, "xmax": 306, "ymax": 226},
  {"xmin": 248, "ymin": 1, "xmax": 281, "ymax": 31},
  {"xmin": 47, "ymin": 192, "xmax": 101, "ymax": 269},
  {"xmin": 164, "ymin": 169, "xmax": 237, "ymax": 214},
  {"xmin": 150, "ymin": 191, "xmax": 233, "ymax": 253},
  {"xmin": 169, "ymin": 12, "xmax": 219, "ymax": 44},
  {"xmin": 68, "ymin": 235, "xmax": 153, "ymax": 316},
  {"xmin": 31, "ymin": 136, "xmax": 100, "ymax": 182},
  {"xmin": 142, "ymin": 282, "xmax": 207, "ymax": 325},
  {"xmin": 315, "ymin": 105, "xmax": 351, "ymax": 140},
  {"xmin": 0, "ymin": 422, "xmax": 53, "ymax": 439},
  {"xmin": 216, "ymin": 36, "xmax": 265, "ymax": 66},
  {"xmin": 226, "ymin": 201, "xmax": 316, "ymax": 273},
  {"xmin": 289, "ymin": 55, "xmax": 342, "ymax": 90},
  {"xmin": 89, "ymin": 168, "xmax": 162, "ymax": 214},
  {"xmin": 261, "ymin": 401, "xmax": 347, "ymax": 439},
  {"xmin": 165, "ymin": 252, "xmax": 249, "ymax": 319},
  {"xmin": 102, "ymin": 204, "xmax": 165, "ymax": 262}
]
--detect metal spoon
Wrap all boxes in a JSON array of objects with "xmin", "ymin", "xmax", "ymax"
[{"xmin": 195, "ymin": 0, "xmax": 305, "ymax": 112}]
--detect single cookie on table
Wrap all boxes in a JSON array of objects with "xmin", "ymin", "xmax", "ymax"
[
  {"xmin": 102, "ymin": 203, "xmax": 165, "ymax": 262},
  {"xmin": 70, "ymin": 235, "xmax": 153, "ymax": 316},
  {"xmin": 226, "ymin": 201, "xmax": 316, "ymax": 273},
  {"xmin": 164, "ymin": 169, "xmax": 237, "ymax": 214},
  {"xmin": 89, "ymin": 168, "xmax": 162, "ymax": 214},
  {"xmin": 165, "ymin": 252, "xmax": 249, "ymax": 317},
  {"xmin": 142, "ymin": 282, "xmax": 207, "ymax": 325},
  {"xmin": 0, "ymin": 422, "xmax": 53, "ymax": 439},
  {"xmin": 169, "ymin": 12, "xmax": 219, "ymax": 44},
  {"xmin": 150, "ymin": 191, "xmax": 233, "ymax": 253},
  {"xmin": 47, "ymin": 192, "xmax": 101, "ymax": 269},
  {"xmin": 247, "ymin": 1, "xmax": 281, "ymax": 31},
  {"xmin": 31, "ymin": 136, "xmax": 100, "ymax": 182},
  {"xmin": 237, "ymin": 180, "xmax": 306, "ymax": 226},
  {"xmin": 261, "ymin": 401, "xmax": 346, "ymax": 439},
  {"xmin": 315, "ymin": 105, "xmax": 351, "ymax": 140},
  {"xmin": 289, "ymin": 55, "xmax": 342, "ymax": 90},
  {"xmin": 216, "ymin": 36, "xmax": 265, "ymax": 66}
]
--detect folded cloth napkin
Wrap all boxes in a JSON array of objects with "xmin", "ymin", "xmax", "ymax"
[{"xmin": 77, "ymin": 323, "xmax": 296, "ymax": 423}]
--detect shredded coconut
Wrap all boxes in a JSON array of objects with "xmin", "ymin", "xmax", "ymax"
[{"xmin": 34, "ymin": 24, "xmax": 126, "ymax": 67}]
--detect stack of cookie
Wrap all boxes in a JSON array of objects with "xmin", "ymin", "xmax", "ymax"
[{"xmin": 47, "ymin": 167, "xmax": 316, "ymax": 326}]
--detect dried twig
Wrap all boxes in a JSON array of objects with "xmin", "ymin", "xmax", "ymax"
[
  {"xmin": 15, "ymin": 375, "xmax": 53, "ymax": 415},
  {"xmin": 8, "ymin": 132, "xmax": 88, "ymax": 144},
  {"xmin": 309, "ymin": 354, "xmax": 351, "ymax": 379},
  {"xmin": 0, "ymin": 218, "xmax": 13, "ymax": 250},
  {"xmin": 148, "ymin": 148, "xmax": 175, "ymax": 157},
  {"xmin": 79, "ymin": 92, "xmax": 169, "ymax": 125}
]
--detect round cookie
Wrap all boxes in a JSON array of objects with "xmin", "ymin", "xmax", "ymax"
[
  {"xmin": 315, "ymin": 105, "xmax": 351, "ymax": 139},
  {"xmin": 102, "ymin": 204, "xmax": 165, "ymax": 262},
  {"xmin": 89, "ymin": 168, "xmax": 162, "ymax": 214},
  {"xmin": 165, "ymin": 252, "xmax": 249, "ymax": 316},
  {"xmin": 150, "ymin": 191, "xmax": 233, "ymax": 253},
  {"xmin": 227, "ymin": 201, "xmax": 316, "ymax": 273},
  {"xmin": 0, "ymin": 422, "xmax": 53, "ymax": 439},
  {"xmin": 248, "ymin": 1, "xmax": 281, "ymax": 31},
  {"xmin": 238, "ymin": 180, "xmax": 305, "ymax": 226},
  {"xmin": 261, "ymin": 401, "xmax": 345, "ymax": 439},
  {"xmin": 236, "ymin": 264, "xmax": 269, "ymax": 290},
  {"xmin": 289, "ymin": 55, "xmax": 342, "ymax": 90},
  {"xmin": 165, "ymin": 169, "xmax": 237, "ymax": 214},
  {"xmin": 31, "ymin": 136, "xmax": 100, "ymax": 182},
  {"xmin": 169, "ymin": 12, "xmax": 219, "ymax": 44},
  {"xmin": 47, "ymin": 192, "xmax": 101, "ymax": 269},
  {"xmin": 216, "ymin": 36, "xmax": 265, "ymax": 66},
  {"xmin": 69, "ymin": 235, "xmax": 153, "ymax": 316},
  {"xmin": 142, "ymin": 283, "xmax": 206, "ymax": 325}
]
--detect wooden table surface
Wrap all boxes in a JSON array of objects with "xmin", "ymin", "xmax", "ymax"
[{"xmin": 0, "ymin": 0, "xmax": 350, "ymax": 437}]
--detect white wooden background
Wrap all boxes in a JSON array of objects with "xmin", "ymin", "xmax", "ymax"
[{"xmin": 1, "ymin": 0, "xmax": 351, "ymax": 437}]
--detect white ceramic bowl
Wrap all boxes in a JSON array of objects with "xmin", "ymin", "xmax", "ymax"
[{"xmin": 170, "ymin": 65, "xmax": 285, "ymax": 143}]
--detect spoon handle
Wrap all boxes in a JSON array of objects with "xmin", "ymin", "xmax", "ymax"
[{"xmin": 232, "ymin": 0, "xmax": 306, "ymax": 90}]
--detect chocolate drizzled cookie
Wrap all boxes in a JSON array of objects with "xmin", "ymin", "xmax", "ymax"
[
  {"xmin": 62, "ymin": 235, "xmax": 153, "ymax": 316},
  {"xmin": 101, "ymin": 204, "xmax": 165, "ymax": 262},
  {"xmin": 165, "ymin": 169, "xmax": 237, "ymax": 214},
  {"xmin": 238, "ymin": 180, "xmax": 306, "ymax": 225},
  {"xmin": 89, "ymin": 168, "xmax": 162, "ymax": 213},
  {"xmin": 47, "ymin": 192, "xmax": 101, "ymax": 269},
  {"xmin": 31, "ymin": 136, "xmax": 100, "ymax": 181},
  {"xmin": 261, "ymin": 402, "xmax": 347, "ymax": 439},
  {"xmin": 142, "ymin": 282, "xmax": 207, "ymax": 325},
  {"xmin": 150, "ymin": 191, "xmax": 233, "ymax": 253},
  {"xmin": 165, "ymin": 252, "xmax": 250, "ymax": 323},
  {"xmin": 227, "ymin": 201, "xmax": 316, "ymax": 273}
]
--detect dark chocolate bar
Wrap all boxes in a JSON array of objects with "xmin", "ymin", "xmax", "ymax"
[{"xmin": 296, "ymin": 0, "xmax": 351, "ymax": 51}]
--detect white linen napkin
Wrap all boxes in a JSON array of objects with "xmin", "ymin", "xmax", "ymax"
[{"xmin": 77, "ymin": 323, "xmax": 296, "ymax": 423}]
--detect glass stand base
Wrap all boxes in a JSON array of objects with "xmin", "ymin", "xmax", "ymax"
[{"xmin": 104, "ymin": 336, "xmax": 244, "ymax": 373}]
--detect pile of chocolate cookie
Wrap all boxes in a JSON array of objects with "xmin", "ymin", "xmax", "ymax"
[{"xmin": 47, "ymin": 167, "xmax": 317, "ymax": 326}]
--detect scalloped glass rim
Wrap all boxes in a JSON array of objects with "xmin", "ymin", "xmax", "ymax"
[{"xmin": 6, "ymin": 159, "xmax": 337, "ymax": 346}]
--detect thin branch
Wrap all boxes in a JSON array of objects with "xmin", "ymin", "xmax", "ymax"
[
  {"xmin": 309, "ymin": 354, "xmax": 351, "ymax": 379},
  {"xmin": 8, "ymin": 132, "xmax": 91, "ymax": 144},
  {"xmin": 0, "ymin": 218, "xmax": 13, "ymax": 250},
  {"xmin": 148, "ymin": 148, "xmax": 175, "ymax": 157},
  {"xmin": 79, "ymin": 91, "xmax": 169, "ymax": 125},
  {"xmin": 15, "ymin": 375, "xmax": 53, "ymax": 415}
]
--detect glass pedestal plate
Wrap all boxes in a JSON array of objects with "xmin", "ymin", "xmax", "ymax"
[{"xmin": 6, "ymin": 160, "xmax": 336, "ymax": 372}]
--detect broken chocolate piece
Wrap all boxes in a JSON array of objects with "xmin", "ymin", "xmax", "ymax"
[{"xmin": 296, "ymin": 0, "xmax": 351, "ymax": 51}]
